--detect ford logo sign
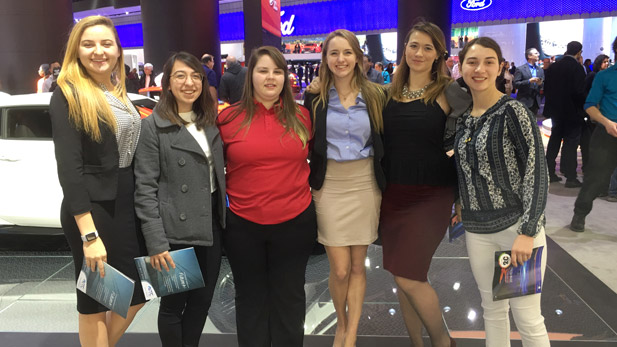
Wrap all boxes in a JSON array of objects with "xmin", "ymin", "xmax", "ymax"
[{"xmin": 460, "ymin": 0, "xmax": 492, "ymax": 11}]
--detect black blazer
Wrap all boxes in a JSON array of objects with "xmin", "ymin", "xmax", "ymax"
[
  {"xmin": 543, "ymin": 56, "xmax": 587, "ymax": 121},
  {"xmin": 49, "ymin": 88, "xmax": 123, "ymax": 216},
  {"xmin": 513, "ymin": 63, "xmax": 544, "ymax": 109},
  {"xmin": 304, "ymin": 92, "xmax": 386, "ymax": 192}
]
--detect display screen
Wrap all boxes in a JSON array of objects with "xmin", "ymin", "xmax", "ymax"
[{"xmin": 262, "ymin": 0, "xmax": 281, "ymax": 37}]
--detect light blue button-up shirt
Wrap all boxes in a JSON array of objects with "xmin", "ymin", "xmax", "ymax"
[
  {"xmin": 585, "ymin": 64, "xmax": 617, "ymax": 122},
  {"xmin": 326, "ymin": 86, "xmax": 373, "ymax": 161}
]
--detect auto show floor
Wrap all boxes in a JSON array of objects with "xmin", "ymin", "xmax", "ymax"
[{"xmin": 1, "ymin": 137, "xmax": 617, "ymax": 346}]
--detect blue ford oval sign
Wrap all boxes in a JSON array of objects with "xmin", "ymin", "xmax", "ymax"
[{"xmin": 460, "ymin": 0, "xmax": 492, "ymax": 11}]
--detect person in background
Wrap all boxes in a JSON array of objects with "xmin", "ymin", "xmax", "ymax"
[
  {"xmin": 375, "ymin": 62, "xmax": 390, "ymax": 84},
  {"xmin": 217, "ymin": 46, "xmax": 316, "ymax": 347},
  {"xmin": 201, "ymin": 53, "xmax": 219, "ymax": 103},
  {"xmin": 454, "ymin": 37, "xmax": 550, "ymax": 347},
  {"xmin": 580, "ymin": 54, "xmax": 610, "ymax": 175},
  {"xmin": 304, "ymin": 29, "xmax": 386, "ymax": 347},
  {"xmin": 134, "ymin": 51, "xmax": 225, "ymax": 347},
  {"xmin": 379, "ymin": 21, "xmax": 458, "ymax": 347},
  {"xmin": 43, "ymin": 62, "xmax": 62, "ymax": 92},
  {"xmin": 37, "ymin": 63, "xmax": 51, "ymax": 93},
  {"xmin": 583, "ymin": 58, "xmax": 592, "ymax": 74},
  {"xmin": 219, "ymin": 55, "xmax": 247, "ymax": 105},
  {"xmin": 49, "ymin": 15, "xmax": 147, "ymax": 346},
  {"xmin": 513, "ymin": 47, "xmax": 544, "ymax": 115},
  {"xmin": 363, "ymin": 54, "xmax": 385, "ymax": 84},
  {"xmin": 570, "ymin": 37, "xmax": 617, "ymax": 232}
]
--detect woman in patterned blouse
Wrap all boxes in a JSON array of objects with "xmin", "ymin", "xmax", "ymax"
[{"xmin": 453, "ymin": 37, "xmax": 550, "ymax": 347}]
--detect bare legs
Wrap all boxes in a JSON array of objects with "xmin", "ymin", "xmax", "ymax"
[
  {"xmin": 326, "ymin": 245, "xmax": 368, "ymax": 347},
  {"xmin": 395, "ymin": 276, "xmax": 451, "ymax": 347},
  {"xmin": 79, "ymin": 303, "xmax": 144, "ymax": 347}
]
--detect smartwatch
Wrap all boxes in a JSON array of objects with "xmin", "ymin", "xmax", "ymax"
[{"xmin": 81, "ymin": 231, "xmax": 99, "ymax": 242}]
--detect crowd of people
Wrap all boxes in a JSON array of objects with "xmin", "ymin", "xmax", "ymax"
[{"xmin": 47, "ymin": 13, "xmax": 617, "ymax": 347}]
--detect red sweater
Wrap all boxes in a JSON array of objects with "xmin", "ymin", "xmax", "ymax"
[{"xmin": 217, "ymin": 101, "xmax": 312, "ymax": 225}]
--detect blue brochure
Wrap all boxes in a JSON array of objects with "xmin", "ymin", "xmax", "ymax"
[
  {"xmin": 492, "ymin": 246, "xmax": 544, "ymax": 301},
  {"xmin": 134, "ymin": 247, "xmax": 205, "ymax": 300},
  {"xmin": 76, "ymin": 259, "xmax": 135, "ymax": 318}
]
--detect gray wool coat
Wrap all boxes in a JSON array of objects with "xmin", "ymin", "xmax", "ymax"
[{"xmin": 134, "ymin": 109, "xmax": 226, "ymax": 256}]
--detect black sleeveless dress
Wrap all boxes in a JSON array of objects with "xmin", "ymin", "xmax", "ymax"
[{"xmin": 379, "ymin": 98, "xmax": 457, "ymax": 281}]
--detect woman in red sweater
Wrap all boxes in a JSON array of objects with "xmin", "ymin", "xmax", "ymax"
[{"xmin": 217, "ymin": 46, "xmax": 316, "ymax": 347}]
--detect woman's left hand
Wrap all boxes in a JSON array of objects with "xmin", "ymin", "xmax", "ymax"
[{"xmin": 511, "ymin": 234, "xmax": 534, "ymax": 267}]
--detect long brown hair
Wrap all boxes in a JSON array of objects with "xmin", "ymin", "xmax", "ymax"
[
  {"xmin": 390, "ymin": 21, "xmax": 451, "ymax": 104},
  {"xmin": 56, "ymin": 16, "xmax": 127, "ymax": 142},
  {"xmin": 156, "ymin": 51, "xmax": 216, "ymax": 130},
  {"xmin": 312, "ymin": 29, "xmax": 385, "ymax": 133},
  {"xmin": 218, "ymin": 46, "xmax": 310, "ymax": 147}
]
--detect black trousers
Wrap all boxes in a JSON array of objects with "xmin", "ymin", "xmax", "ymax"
[
  {"xmin": 224, "ymin": 202, "xmax": 317, "ymax": 347},
  {"xmin": 574, "ymin": 125, "xmax": 617, "ymax": 216},
  {"xmin": 158, "ymin": 211, "xmax": 223, "ymax": 347},
  {"xmin": 546, "ymin": 117, "xmax": 583, "ymax": 180},
  {"xmin": 580, "ymin": 120, "xmax": 596, "ymax": 173}
]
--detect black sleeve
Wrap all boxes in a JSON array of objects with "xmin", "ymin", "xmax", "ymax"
[{"xmin": 49, "ymin": 89, "xmax": 92, "ymax": 215}]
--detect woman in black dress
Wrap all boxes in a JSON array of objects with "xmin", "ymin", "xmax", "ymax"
[
  {"xmin": 50, "ymin": 16, "xmax": 146, "ymax": 346},
  {"xmin": 379, "ymin": 21, "xmax": 457, "ymax": 347}
]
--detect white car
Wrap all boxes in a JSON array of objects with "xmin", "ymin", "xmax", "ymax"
[{"xmin": 0, "ymin": 92, "xmax": 156, "ymax": 230}]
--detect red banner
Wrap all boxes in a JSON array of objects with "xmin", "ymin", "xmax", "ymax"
[{"xmin": 261, "ymin": 0, "xmax": 281, "ymax": 37}]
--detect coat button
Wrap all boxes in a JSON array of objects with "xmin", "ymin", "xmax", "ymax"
[
  {"xmin": 178, "ymin": 158, "xmax": 186, "ymax": 166},
  {"xmin": 179, "ymin": 213, "xmax": 187, "ymax": 221},
  {"xmin": 181, "ymin": 184, "xmax": 188, "ymax": 193}
]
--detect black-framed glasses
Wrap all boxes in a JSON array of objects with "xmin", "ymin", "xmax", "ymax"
[{"xmin": 171, "ymin": 72, "xmax": 204, "ymax": 84}]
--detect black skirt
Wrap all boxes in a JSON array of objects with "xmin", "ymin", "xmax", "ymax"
[{"xmin": 62, "ymin": 167, "xmax": 147, "ymax": 314}]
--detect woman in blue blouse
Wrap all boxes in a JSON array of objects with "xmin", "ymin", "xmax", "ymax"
[{"xmin": 304, "ymin": 29, "xmax": 386, "ymax": 347}]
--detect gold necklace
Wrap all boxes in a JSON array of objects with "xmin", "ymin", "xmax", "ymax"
[{"xmin": 402, "ymin": 81, "xmax": 432, "ymax": 99}]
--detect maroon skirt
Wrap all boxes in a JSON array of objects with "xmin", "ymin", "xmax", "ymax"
[{"xmin": 379, "ymin": 183, "xmax": 454, "ymax": 281}]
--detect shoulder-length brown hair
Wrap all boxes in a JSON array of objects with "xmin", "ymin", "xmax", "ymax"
[
  {"xmin": 218, "ymin": 46, "xmax": 309, "ymax": 147},
  {"xmin": 156, "ymin": 51, "xmax": 216, "ymax": 130},
  {"xmin": 57, "ymin": 15, "xmax": 127, "ymax": 142},
  {"xmin": 390, "ymin": 21, "xmax": 451, "ymax": 104},
  {"xmin": 312, "ymin": 29, "xmax": 385, "ymax": 133}
]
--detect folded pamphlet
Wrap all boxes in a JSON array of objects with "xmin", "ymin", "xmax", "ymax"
[{"xmin": 76, "ymin": 259, "xmax": 135, "ymax": 318}]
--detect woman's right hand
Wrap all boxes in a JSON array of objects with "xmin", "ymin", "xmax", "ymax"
[
  {"xmin": 452, "ymin": 201, "xmax": 462, "ymax": 225},
  {"xmin": 83, "ymin": 238, "xmax": 107, "ymax": 278},
  {"xmin": 150, "ymin": 251, "xmax": 176, "ymax": 272}
]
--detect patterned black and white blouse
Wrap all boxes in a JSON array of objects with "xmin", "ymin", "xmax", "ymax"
[
  {"xmin": 102, "ymin": 85, "xmax": 141, "ymax": 168},
  {"xmin": 454, "ymin": 95, "xmax": 548, "ymax": 237}
]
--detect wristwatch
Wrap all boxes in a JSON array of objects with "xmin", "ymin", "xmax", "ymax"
[{"xmin": 81, "ymin": 231, "xmax": 99, "ymax": 242}]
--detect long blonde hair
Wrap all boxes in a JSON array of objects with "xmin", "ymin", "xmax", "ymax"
[
  {"xmin": 313, "ymin": 29, "xmax": 385, "ymax": 133},
  {"xmin": 218, "ymin": 46, "xmax": 310, "ymax": 147},
  {"xmin": 390, "ymin": 21, "xmax": 451, "ymax": 104},
  {"xmin": 57, "ymin": 16, "xmax": 127, "ymax": 142}
]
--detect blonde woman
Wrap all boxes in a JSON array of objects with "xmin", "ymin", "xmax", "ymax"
[
  {"xmin": 49, "ymin": 16, "xmax": 146, "ymax": 346},
  {"xmin": 304, "ymin": 29, "xmax": 386, "ymax": 347}
]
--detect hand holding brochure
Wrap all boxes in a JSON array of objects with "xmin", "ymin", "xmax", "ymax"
[
  {"xmin": 134, "ymin": 247, "xmax": 205, "ymax": 300},
  {"xmin": 492, "ymin": 246, "xmax": 544, "ymax": 301},
  {"xmin": 76, "ymin": 259, "xmax": 135, "ymax": 318}
]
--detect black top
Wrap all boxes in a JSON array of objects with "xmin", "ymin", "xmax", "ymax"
[{"xmin": 382, "ymin": 98, "xmax": 457, "ymax": 186}]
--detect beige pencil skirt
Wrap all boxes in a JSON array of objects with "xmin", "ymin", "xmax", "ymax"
[{"xmin": 312, "ymin": 158, "xmax": 381, "ymax": 247}]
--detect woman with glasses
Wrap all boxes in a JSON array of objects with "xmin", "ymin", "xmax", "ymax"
[
  {"xmin": 134, "ymin": 51, "xmax": 225, "ymax": 346},
  {"xmin": 217, "ymin": 46, "xmax": 316, "ymax": 347}
]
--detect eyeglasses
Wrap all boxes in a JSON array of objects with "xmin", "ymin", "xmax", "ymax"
[{"xmin": 171, "ymin": 72, "xmax": 204, "ymax": 84}]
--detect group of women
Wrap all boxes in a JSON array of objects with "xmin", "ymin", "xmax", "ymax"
[{"xmin": 51, "ymin": 14, "xmax": 550, "ymax": 347}]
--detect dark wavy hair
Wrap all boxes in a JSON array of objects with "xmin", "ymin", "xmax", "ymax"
[
  {"xmin": 156, "ymin": 51, "xmax": 216, "ymax": 130},
  {"xmin": 593, "ymin": 54, "xmax": 609, "ymax": 73}
]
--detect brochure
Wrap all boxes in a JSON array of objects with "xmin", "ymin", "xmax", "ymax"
[
  {"xmin": 134, "ymin": 247, "xmax": 205, "ymax": 300},
  {"xmin": 448, "ymin": 215, "xmax": 465, "ymax": 242},
  {"xmin": 492, "ymin": 246, "xmax": 544, "ymax": 301},
  {"xmin": 76, "ymin": 259, "xmax": 135, "ymax": 318}
]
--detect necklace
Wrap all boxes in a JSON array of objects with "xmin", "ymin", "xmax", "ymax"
[{"xmin": 402, "ymin": 81, "xmax": 432, "ymax": 99}]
